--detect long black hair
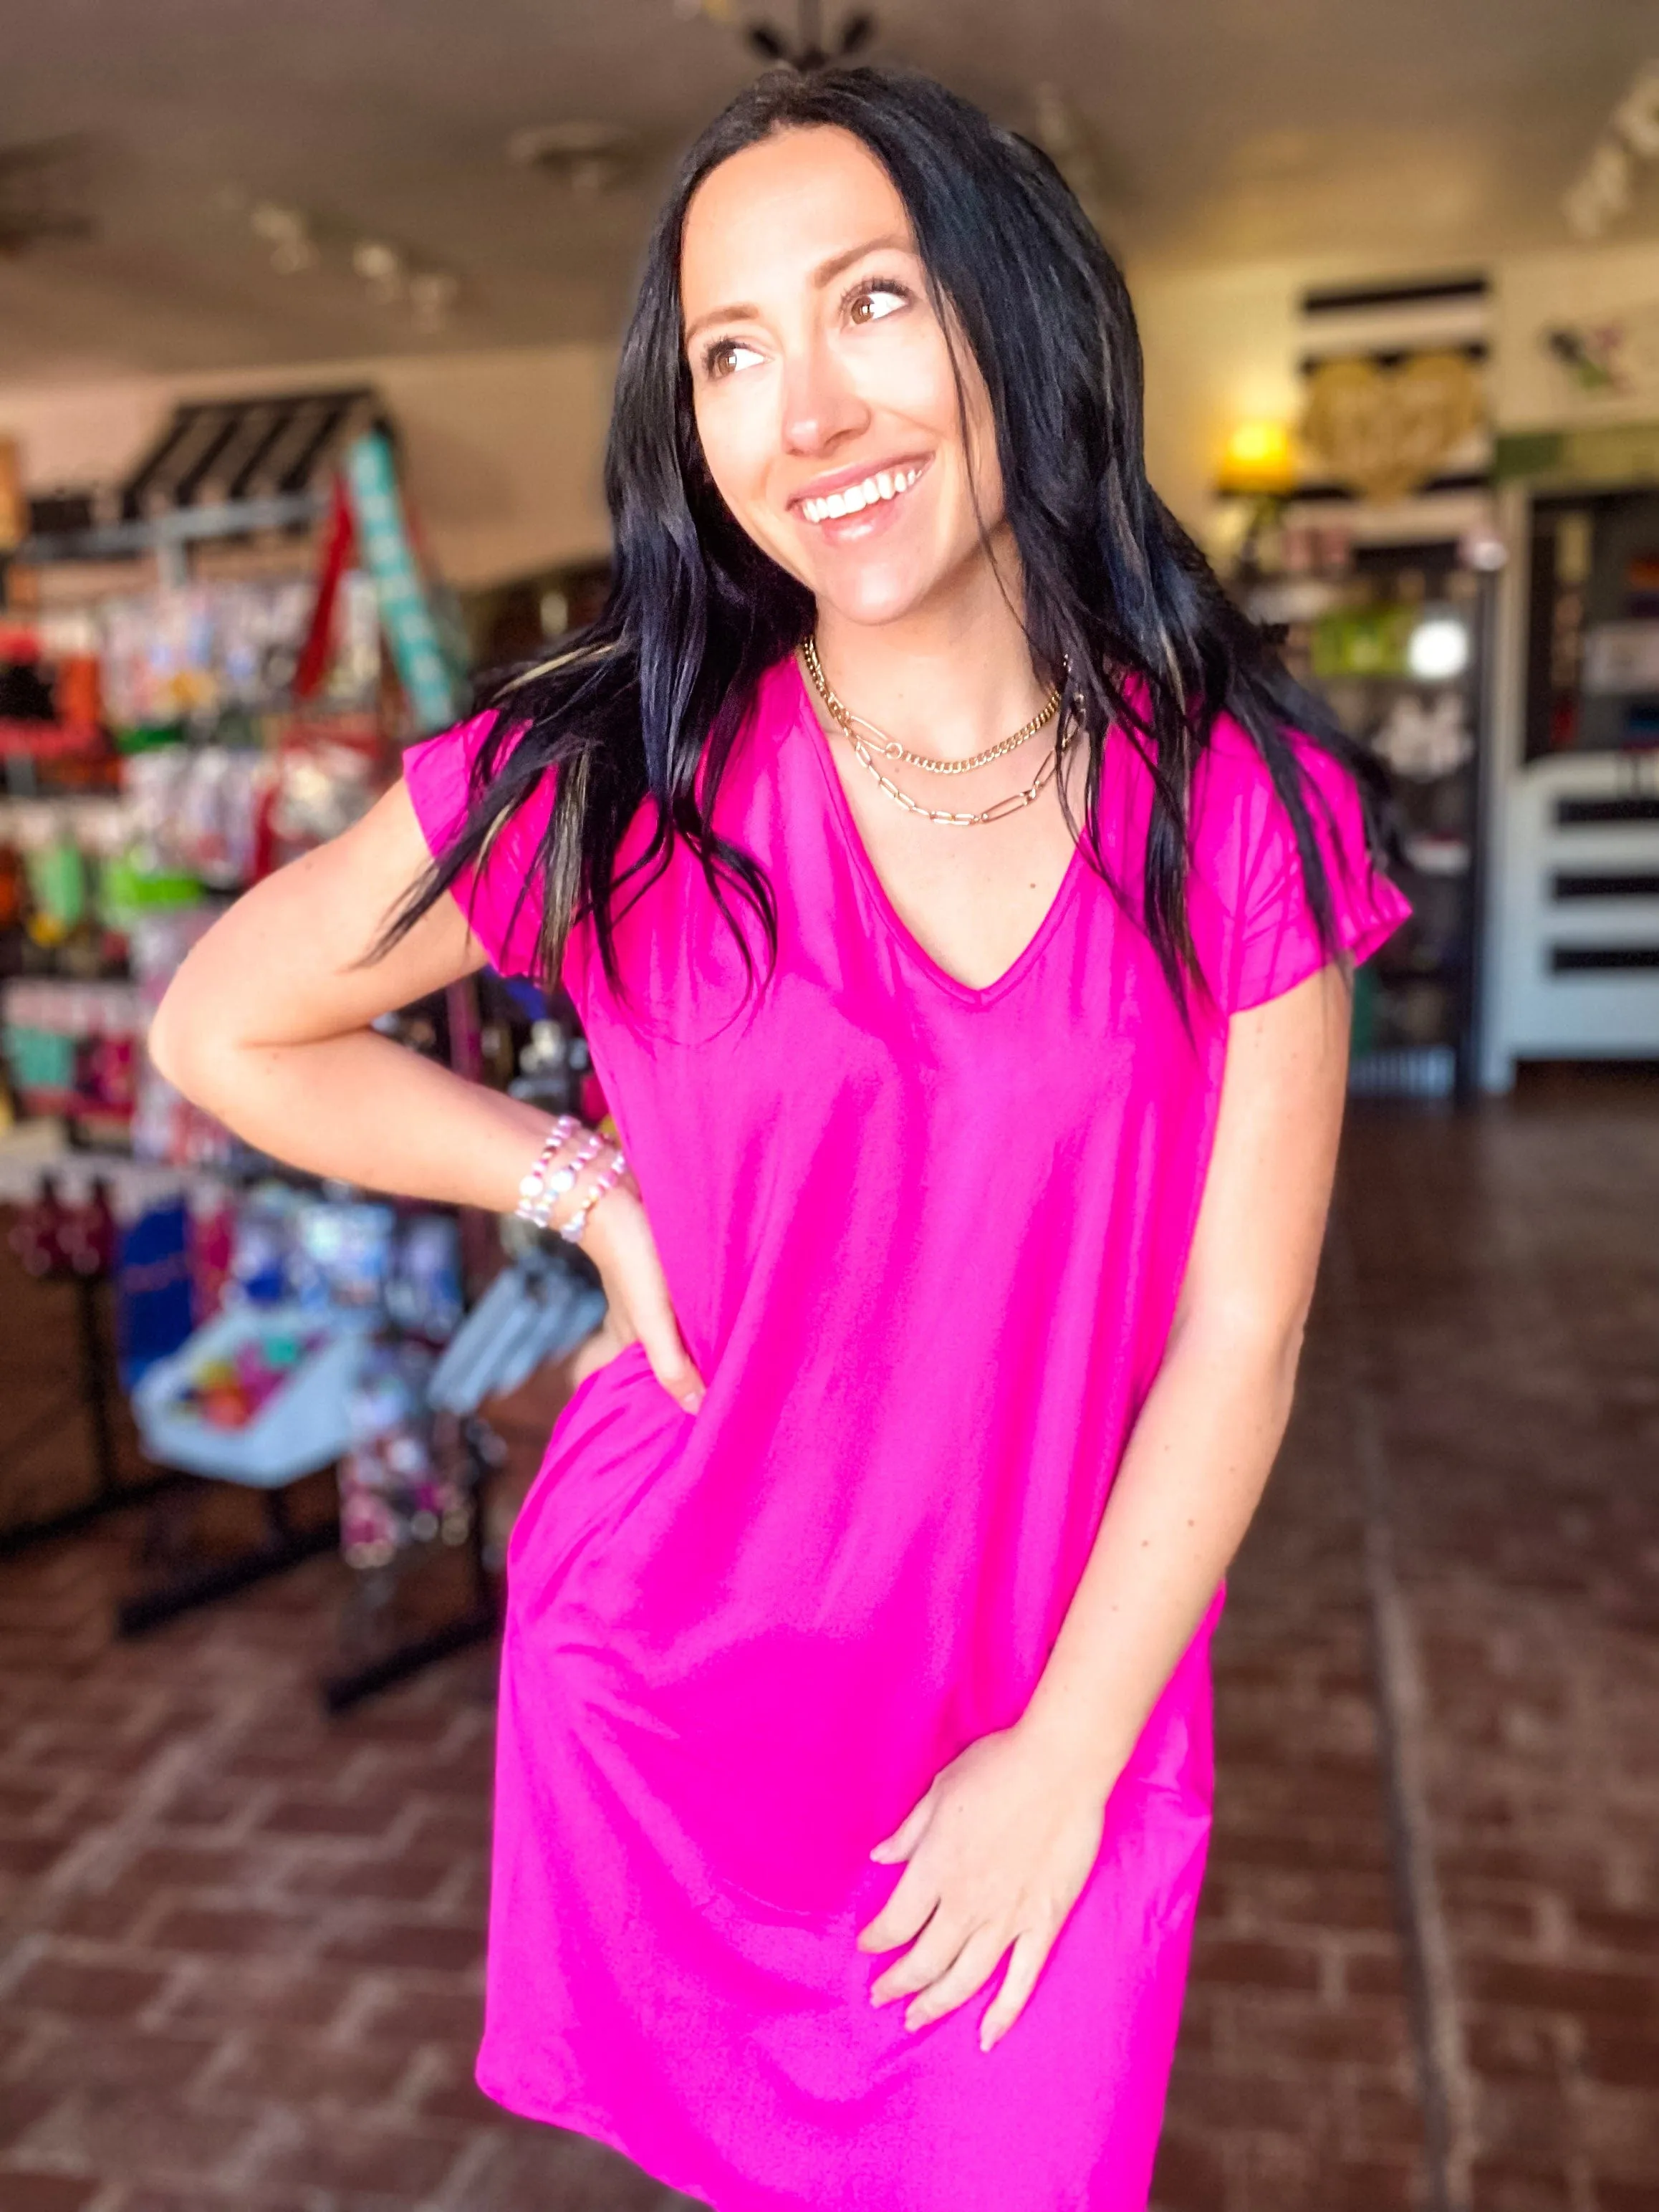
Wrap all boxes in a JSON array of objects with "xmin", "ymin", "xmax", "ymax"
[{"xmin": 388, "ymin": 62, "xmax": 1392, "ymax": 1011}]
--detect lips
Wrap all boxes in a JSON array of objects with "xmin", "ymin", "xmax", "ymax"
[{"xmin": 793, "ymin": 456, "xmax": 931, "ymax": 527}]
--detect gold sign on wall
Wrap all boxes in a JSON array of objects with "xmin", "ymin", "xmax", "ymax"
[{"xmin": 1301, "ymin": 351, "xmax": 1485, "ymax": 505}]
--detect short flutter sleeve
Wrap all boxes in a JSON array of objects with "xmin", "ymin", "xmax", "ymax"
[
  {"xmin": 1191, "ymin": 718, "xmax": 1413, "ymax": 1014},
  {"xmin": 402, "ymin": 713, "xmax": 557, "ymax": 982}
]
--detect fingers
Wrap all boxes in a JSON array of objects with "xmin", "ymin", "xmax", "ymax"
[
  {"xmin": 870, "ymin": 1912, "xmax": 969, "ymax": 2010},
  {"xmin": 869, "ymin": 1788, "xmax": 935, "ymax": 1865},
  {"xmin": 978, "ymin": 1928, "xmax": 1049, "ymax": 2052},
  {"xmin": 857, "ymin": 1859, "xmax": 939, "ymax": 1956},
  {"xmin": 587, "ymin": 1193, "xmax": 705, "ymax": 1413},
  {"xmin": 637, "ymin": 1302, "xmax": 706, "ymax": 1414},
  {"xmin": 900, "ymin": 1927, "xmax": 1005, "ymax": 2032}
]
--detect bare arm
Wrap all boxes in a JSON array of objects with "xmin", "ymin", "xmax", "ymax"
[
  {"xmin": 1019, "ymin": 956, "xmax": 1352, "ymax": 1786},
  {"xmin": 148, "ymin": 780, "xmax": 548, "ymax": 1206},
  {"xmin": 149, "ymin": 781, "xmax": 705, "ymax": 1407},
  {"xmin": 857, "ymin": 958, "xmax": 1354, "ymax": 2046}
]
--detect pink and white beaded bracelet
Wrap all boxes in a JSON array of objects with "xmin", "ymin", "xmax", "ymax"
[
  {"xmin": 515, "ymin": 1116, "xmax": 590, "ymax": 1231},
  {"xmin": 558, "ymin": 1148, "xmax": 628, "ymax": 1246}
]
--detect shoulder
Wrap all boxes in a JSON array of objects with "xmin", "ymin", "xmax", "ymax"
[
  {"xmin": 402, "ymin": 709, "xmax": 549, "ymax": 851},
  {"xmin": 1185, "ymin": 711, "xmax": 1410, "ymax": 1014},
  {"xmin": 1189, "ymin": 710, "xmax": 1382, "ymax": 905},
  {"xmin": 400, "ymin": 709, "xmax": 555, "ymax": 981}
]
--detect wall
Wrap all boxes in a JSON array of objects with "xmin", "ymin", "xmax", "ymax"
[
  {"xmin": 1131, "ymin": 256, "xmax": 1320, "ymax": 539},
  {"xmin": 0, "ymin": 342, "xmax": 617, "ymax": 591},
  {"xmin": 7, "ymin": 232, "xmax": 1659, "ymax": 584},
  {"xmin": 1132, "ymin": 235, "xmax": 1659, "ymax": 540},
  {"xmin": 1491, "ymin": 238, "xmax": 1659, "ymax": 428}
]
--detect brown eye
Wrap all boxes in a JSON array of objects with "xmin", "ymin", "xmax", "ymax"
[
  {"xmin": 701, "ymin": 336, "xmax": 762, "ymax": 380},
  {"xmin": 847, "ymin": 281, "xmax": 909, "ymax": 330}
]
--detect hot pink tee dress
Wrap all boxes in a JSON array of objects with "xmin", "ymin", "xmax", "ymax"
[{"xmin": 403, "ymin": 654, "xmax": 1410, "ymax": 2212}]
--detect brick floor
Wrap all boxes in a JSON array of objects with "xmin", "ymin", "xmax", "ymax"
[
  {"xmin": 1336, "ymin": 1072, "xmax": 1659, "ymax": 2212},
  {"xmin": 3, "ymin": 1066, "xmax": 1657, "ymax": 2211}
]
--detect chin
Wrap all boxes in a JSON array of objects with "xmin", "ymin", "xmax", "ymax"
[{"xmin": 807, "ymin": 559, "xmax": 947, "ymax": 630}]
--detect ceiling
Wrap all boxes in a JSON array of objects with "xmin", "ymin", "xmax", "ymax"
[{"xmin": 4, "ymin": 0, "xmax": 1658, "ymax": 384}]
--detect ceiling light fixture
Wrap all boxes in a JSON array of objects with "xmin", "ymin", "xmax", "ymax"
[
  {"xmin": 228, "ymin": 193, "xmax": 461, "ymax": 332},
  {"xmin": 724, "ymin": 0, "xmax": 875, "ymax": 72},
  {"xmin": 506, "ymin": 120, "xmax": 637, "ymax": 196},
  {"xmin": 249, "ymin": 200, "xmax": 318, "ymax": 275}
]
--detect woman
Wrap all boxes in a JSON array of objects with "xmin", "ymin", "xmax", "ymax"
[{"xmin": 151, "ymin": 64, "xmax": 1409, "ymax": 2212}]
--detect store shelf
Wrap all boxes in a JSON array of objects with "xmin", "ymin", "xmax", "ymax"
[
  {"xmin": 1246, "ymin": 541, "xmax": 1491, "ymax": 1099},
  {"xmin": 19, "ymin": 493, "xmax": 325, "ymax": 567}
]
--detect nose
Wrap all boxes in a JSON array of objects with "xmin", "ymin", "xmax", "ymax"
[{"xmin": 779, "ymin": 334, "xmax": 868, "ymax": 456}]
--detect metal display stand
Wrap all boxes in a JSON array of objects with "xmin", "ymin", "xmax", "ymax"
[
  {"xmin": 115, "ymin": 1476, "xmax": 341, "ymax": 1635},
  {"xmin": 318, "ymin": 1425, "xmax": 500, "ymax": 1715},
  {"xmin": 0, "ymin": 1262, "xmax": 178, "ymax": 1561}
]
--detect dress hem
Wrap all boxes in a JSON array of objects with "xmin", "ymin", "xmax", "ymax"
[{"xmin": 476, "ymin": 2060, "xmax": 726, "ymax": 2211}]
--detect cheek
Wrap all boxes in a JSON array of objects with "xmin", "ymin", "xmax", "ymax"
[
  {"xmin": 855, "ymin": 323, "xmax": 961, "ymax": 441},
  {"xmin": 855, "ymin": 328, "xmax": 1004, "ymax": 529},
  {"xmin": 693, "ymin": 392, "xmax": 768, "ymax": 516}
]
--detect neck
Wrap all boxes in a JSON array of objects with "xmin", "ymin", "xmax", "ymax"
[{"xmin": 809, "ymin": 542, "xmax": 1050, "ymax": 764}]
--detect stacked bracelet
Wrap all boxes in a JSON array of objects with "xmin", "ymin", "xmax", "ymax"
[
  {"xmin": 514, "ymin": 1117, "xmax": 630, "ymax": 1244},
  {"xmin": 515, "ymin": 1117, "xmax": 597, "ymax": 1231},
  {"xmin": 516, "ymin": 1115, "xmax": 578, "ymax": 1223},
  {"xmin": 558, "ymin": 1149, "xmax": 628, "ymax": 1246}
]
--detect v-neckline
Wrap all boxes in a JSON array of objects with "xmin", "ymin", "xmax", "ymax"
[{"xmin": 787, "ymin": 653, "xmax": 1090, "ymax": 1010}]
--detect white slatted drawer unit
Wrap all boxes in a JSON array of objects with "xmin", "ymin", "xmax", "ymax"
[{"xmin": 1494, "ymin": 754, "xmax": 1659, "ymax": 1062}]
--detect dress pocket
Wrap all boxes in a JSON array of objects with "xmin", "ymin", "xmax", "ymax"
[{"xmin": 504, "ymin": 1338, "xmax": 687, "ymax": 1612}]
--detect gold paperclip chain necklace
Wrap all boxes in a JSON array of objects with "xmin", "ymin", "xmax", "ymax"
[{"xmin": 802, "ymin": 637, "xmax": 1071, "ymax": 828}]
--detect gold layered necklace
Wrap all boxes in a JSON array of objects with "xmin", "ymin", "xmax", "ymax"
[{"xmin": 802, "ymin": 635, "xmax": 1071, "ymax": 828}]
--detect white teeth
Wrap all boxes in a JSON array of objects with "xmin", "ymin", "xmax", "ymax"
[{"xmin": 801, "ymin": 464, "xmax": 922, "ymax": 526}]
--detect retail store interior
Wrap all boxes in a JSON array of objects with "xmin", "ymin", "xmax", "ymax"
[{"xmin": 2, "ymin": 4, "xmax": 1658, "ymax": 2208}]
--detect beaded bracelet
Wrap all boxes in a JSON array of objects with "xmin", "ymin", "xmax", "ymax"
[
  {"xmin": 517, "ymin": 1123, "xmax": 580, "ymax": 1229},
  {"xmin": 515, "ymin": 1119, "xmax": 603, "ymax": 1232},
  {"xmin": 531, "ymin": 1131, "xmax": 607, "ymax": 1229},
  {"xmin": 559, "ymin": 1148, "xmax": 629, "ymax": 1246},
  {"xmin": 514, "ymin": 1115, "xmax": 579, "ymax": 1226}
]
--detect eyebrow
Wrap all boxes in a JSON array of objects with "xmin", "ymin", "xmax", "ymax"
[{"xmin": 683, "ymin": 231, "xmax": 913, "ymax": 347}]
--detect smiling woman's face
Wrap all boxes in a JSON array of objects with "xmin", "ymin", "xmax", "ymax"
[{"xmin": 680, "ymin": 123, "xmax": 1006, "ymax": 631}]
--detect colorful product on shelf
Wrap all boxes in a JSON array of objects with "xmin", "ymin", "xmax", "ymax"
[
  {"xmin": 383, "ymin": 1211, "xmax": 464, "ymax": 1342},
  {"xmin": 291, "ymin": 1198, "xmax": 397, "ymax": 1313},
  {"xmin": 338, "ymin": 1340, "xmax": 472, "ymax": 1570},
  {"xmin": 7, "ymin": 1175, "xmax": 116, "ymax": 1279},
  {"xmin": 1, "ymin": 978, "xmax": 143, "ymax": 1130},
  {"xmin": 133, "ymin": 1299, "xmax": 377, "ymax": 1486},
  {"xmin": 170, "ymin": 1324, "xmax": 330, "ymax": 1430},
  {"xmin": 1309, "ymin": 602, "xmax": 1417, "ymax": 682},
  {"xmin": 123, "ymin": 744, "xmax": 271, "ymax": 890}
]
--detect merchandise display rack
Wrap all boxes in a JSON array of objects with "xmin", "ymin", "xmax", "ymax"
[
  {"xmin": 0, "ymin": 1220, "xmax": 178, "ymax": 1562},
  {"xmin": 1, "ymin": 420, "xmax": 600, "ymax": 1711},
  {"xmin": 1247, "ymin": 539, "xmax": 1493, "ymax": 1101}
]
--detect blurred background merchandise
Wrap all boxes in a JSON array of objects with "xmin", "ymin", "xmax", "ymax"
[{"xmin": 1, "ymin": 8, "xmax": 1658, "ymax": 2212}]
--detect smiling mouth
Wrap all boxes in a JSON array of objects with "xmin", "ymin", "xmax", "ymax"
[{"xmin": 797, "ymin": 461, "xmax": 928, "ymax": 526}]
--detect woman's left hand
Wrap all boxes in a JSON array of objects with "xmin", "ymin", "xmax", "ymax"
[{"xmin": 856, "ymin": 1723, "xmax": 1111, "ymax": 2050}]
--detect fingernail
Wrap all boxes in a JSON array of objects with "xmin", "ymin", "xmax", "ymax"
[{"xmin": 680, "ymin": 1388, "xmax": 704, "ymax": 1413}]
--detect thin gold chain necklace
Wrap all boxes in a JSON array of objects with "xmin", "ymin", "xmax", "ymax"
[{"xmin": 802, "ymin": 638, "xmax": 1071, "ymax": 828}]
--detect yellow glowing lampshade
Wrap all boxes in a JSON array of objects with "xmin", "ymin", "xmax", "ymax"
[{"xmin": 1216, "ymin": 419, "xmax": 1297, "ymax": 499}]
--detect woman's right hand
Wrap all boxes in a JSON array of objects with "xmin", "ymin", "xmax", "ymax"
[{"xmin": 579, "ymin": 1175, "xmax": 706, "ymax": 1414}]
